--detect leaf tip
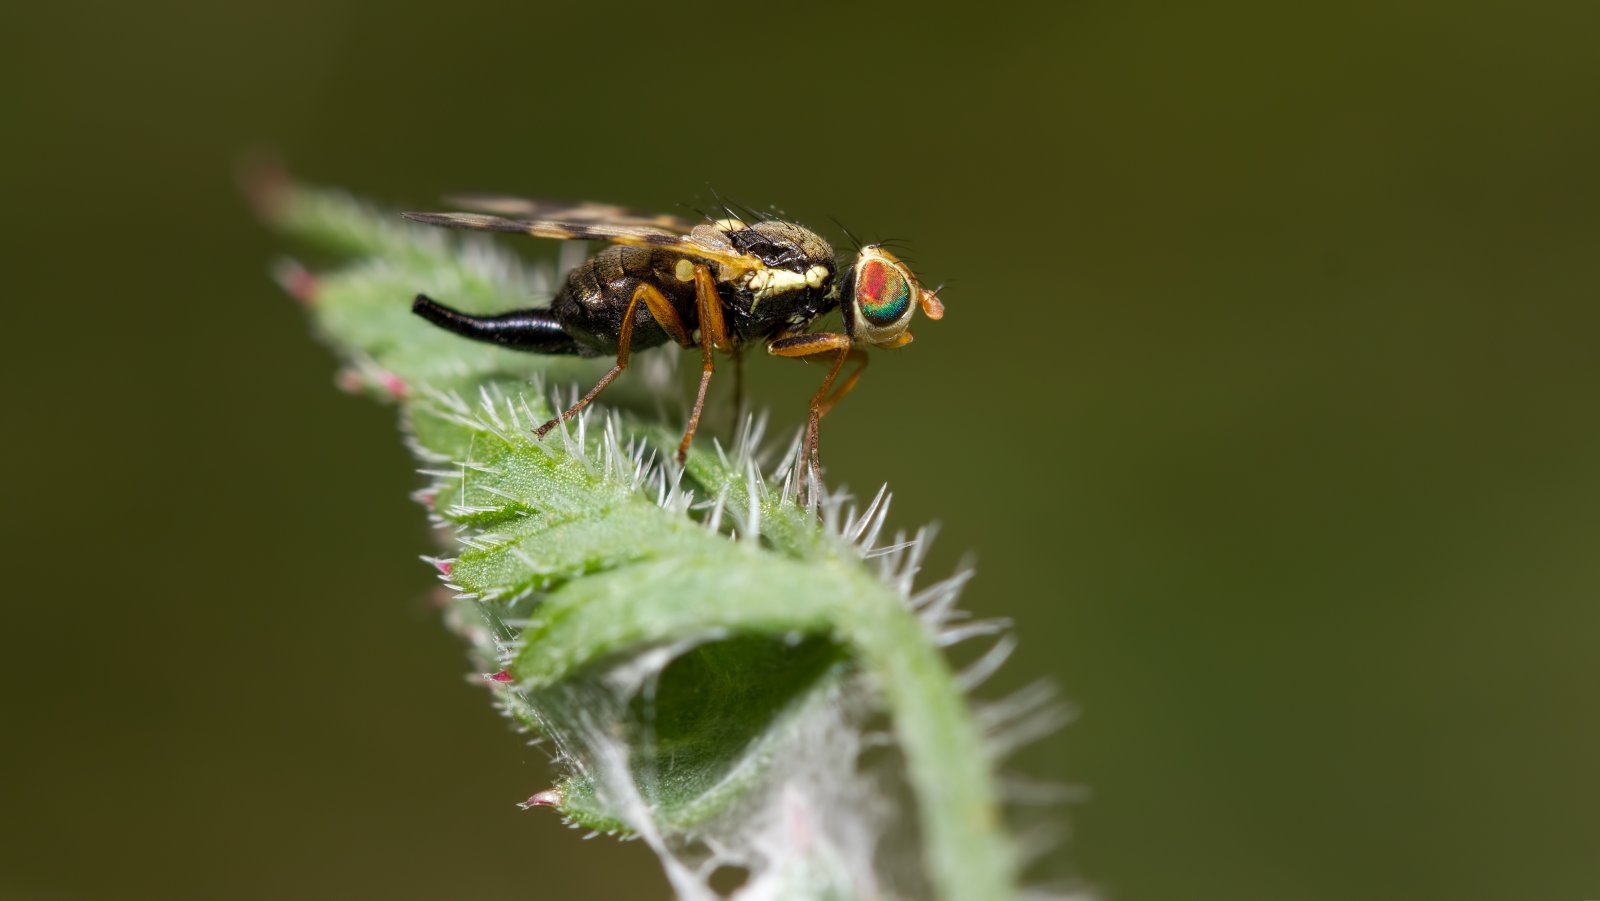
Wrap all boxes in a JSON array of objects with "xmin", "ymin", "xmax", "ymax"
[
  {"xmin": 270, "ymin": 258, "xmax": 319, "ymax": 305},
  {"xmin": 518, "ymin": 789, "xmax": 564, "ymax": 810}
]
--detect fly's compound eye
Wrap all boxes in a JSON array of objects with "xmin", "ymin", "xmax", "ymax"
[
  {"xmin": 857, "ymin": 256, "xmax": 914, "ymax": 327},
  {"xmin": 849, "ymin": 246, "xmax": 941, "ymax": 347}
]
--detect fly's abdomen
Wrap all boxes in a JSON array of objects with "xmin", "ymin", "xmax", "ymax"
[{"xmin": 551, "ymin": 246, "xmax": 700, "ymax": 354}]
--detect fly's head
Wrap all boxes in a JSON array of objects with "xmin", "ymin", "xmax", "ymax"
[{"xmin": 840, "ymin": 245, "xmax": 944, "ymax": 348}]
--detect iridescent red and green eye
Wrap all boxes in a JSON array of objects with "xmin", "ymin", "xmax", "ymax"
[{"xmin": 856, "ymin": 257, "xmax": 913, "ymax": 326}]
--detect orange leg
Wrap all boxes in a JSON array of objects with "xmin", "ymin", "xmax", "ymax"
[
  {"xmin": 534, "ymin": 282, "xmax": 694, "ymax": 438},
  {"xmin": 767, "ymin": 332, "xmax": 868, "ymax": 499},
  {"xmin": 678, "ymin": 264, "xmax": 734, "ymax": 463},
  {"xmin": 818, "ymin": 349, "xmax": 869, "ymax": 417}
]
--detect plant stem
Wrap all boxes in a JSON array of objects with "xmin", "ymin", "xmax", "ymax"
[{"xmin": 840, "ymin": 570, "xmax": 1016, "ymax": 901}]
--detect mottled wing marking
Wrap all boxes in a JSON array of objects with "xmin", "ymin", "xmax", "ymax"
[
  {"xmin": 441, "ymin": 194, "xmax": 698, "ymax": 233},
  {"xmin": 403, "ymin": 211, "xmax": 679, "ymax": 242},
  {"xmin": 402, "ymin": 211, "xmax": 763, "ymax": 272}
]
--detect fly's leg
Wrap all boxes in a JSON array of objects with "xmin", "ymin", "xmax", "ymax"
[
  {"xmin": 678, "ymin": 264, "xmax": 735, "ymax": 463},
  {"xmin": 534, "ymin": 283, "xmax": 694, "ymax": 437},
  {"xmin": 766, "ymin": 332, "xmax": 868, "ymax": 503}
]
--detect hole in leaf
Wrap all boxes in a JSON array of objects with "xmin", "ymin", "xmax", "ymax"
[
  {"xmin": 535, "ymin": 632, "xmax": 850, "ymax": 832},
  {"xmin": 625, "ymin": 634, "xmax": 846, "ymax": 809},
  {"xmin": 707, "ymin": 864, "xmax": 751, "ymax": 895}
]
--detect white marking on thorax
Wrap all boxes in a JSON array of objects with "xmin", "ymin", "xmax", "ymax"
[{"xmin": 744, "ymin": 264, "xmax": 832, "ymax": 302}]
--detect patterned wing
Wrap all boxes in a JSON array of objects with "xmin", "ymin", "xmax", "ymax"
[
  {"xmin": 402, "ymin": 211, "xmax": 762, "ymax": 272},
  {"xmin": 441, "ymin": 194, "xmax": 699, "ymax": 233}
]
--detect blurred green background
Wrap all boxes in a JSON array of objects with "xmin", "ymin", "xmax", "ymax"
[{"xmin": 4, "ymin": 1, "xmax": 1597, "ymax": 898}]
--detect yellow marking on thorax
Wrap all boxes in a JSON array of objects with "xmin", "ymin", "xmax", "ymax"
[{"xmin": 744, "ymin": 264, "xmax": 832, "ymax": 302}]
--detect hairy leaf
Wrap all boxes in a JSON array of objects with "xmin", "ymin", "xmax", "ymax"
[{"xmin": 255, "ymin": 169, "xmax": 1031, "ymax": 901}]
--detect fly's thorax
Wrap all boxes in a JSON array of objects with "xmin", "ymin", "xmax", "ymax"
[
  {"xmin": 742, "ymin": 262, "xmax": 833, "ymax": 303},
  {"xmin": 723, "ymin": 278, "xmax": 839, "ymax": 341},
  {"xmin": 710, "ymin": 219, "xmax": 841, "ymax": 339},
  {"xmin": 725, "ymin": 220, "xmax": 834, "ymax": 271},
  {"xmin": 716, "ymin": 220, "xmax": 836, "ymax": 297}
]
